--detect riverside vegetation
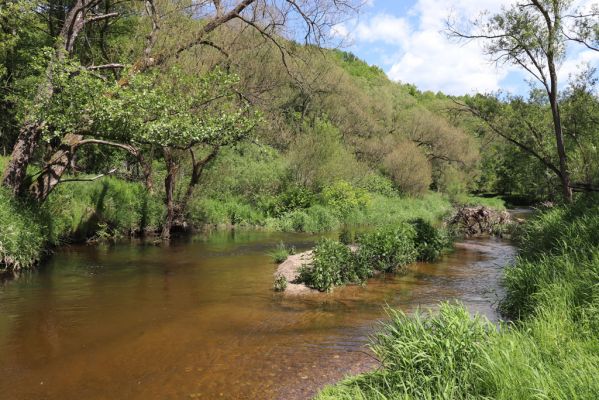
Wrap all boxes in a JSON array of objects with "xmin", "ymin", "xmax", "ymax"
[
  {"xmin": 2, "ymin": 1, "xmax": 599, "ymax": 399},
  {"xmin": 296, "ymin": 219, "xmax": 451, "ymax": 292},
  {"xmin": 4, "ymin": 0, "xmax": 599, "ymax": 276},
  {"xmin": 316, "ymin": 196, "xmax": 599, "ymax": 400}
]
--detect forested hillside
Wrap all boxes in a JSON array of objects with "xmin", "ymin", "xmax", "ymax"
[
  {"xmin": 0, "ymin": 0, "xmax": 489, "ymax": 272},
  {"xmin": 1, "ymin": 0, "xmax": 598, "ymax": 270}
]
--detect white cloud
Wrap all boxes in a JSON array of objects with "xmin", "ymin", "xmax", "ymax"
[
  {"xmin": 334, "ymin": 0, "xmax": 599, "ymax": 94},
  {"xmin": 353, "ymin": 14, "xmax": 411, "ymax": 44},
  {"xmin": 335, "ymin": 0, "xmax": 520, "ymax": 94},
  {"xmin": 559, "ymin": 49, "xmax": 599, "ymax": 83}
]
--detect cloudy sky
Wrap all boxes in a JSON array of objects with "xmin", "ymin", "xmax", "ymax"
[{"xmin": 331, "ymin": 0, "xmax": 599, "ymax": 95}]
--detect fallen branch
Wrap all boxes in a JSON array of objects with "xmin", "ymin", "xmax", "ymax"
[{"xmin": 55, "ymin": 168, "xmax": 118, "ymax": 184}]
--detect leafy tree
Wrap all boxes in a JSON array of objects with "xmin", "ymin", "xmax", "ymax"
[{"xmin": 449, "ymin": 0, "xmax": 599, "ymax": 202}]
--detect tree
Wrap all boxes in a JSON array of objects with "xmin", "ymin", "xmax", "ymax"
[
  {"xmin": 448, "ymin": 0, "xmax": 599, "ymax": 202},
  {"xmin": 1, "ymin": 0, "xmax": 363, "ymax": 199}
]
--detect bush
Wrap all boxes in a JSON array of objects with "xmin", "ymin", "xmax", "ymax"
[
  {"xmin": 322, "ymin": 180, "xmax": 370, "ymax": 218},
  {"xmin": 298, "ymin": 239, "xmax": 362, "ymax": 292},
  {"xmin": 273, "ymin": 275, "xmax": 288, "ymax": 292},
  {"xmin": 355, "ymin": 224, "xmax": 417, "ymax": 273},
  {"xmin": 358, "ymin": 173, "xmax": 396, "ymax": 197},
  {"xmin": 410, "ymin": 218, "xmax": 450, "ymax": 261},
  {"xmin": 383, "ymin": 141, "xmax": 432, "ymax": 196}
]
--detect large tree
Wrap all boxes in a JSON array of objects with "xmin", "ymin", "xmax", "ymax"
[
  {"xmin": 449, "ymin": 0, "xmax": 599, "ymax": 202},
  {"xmin": 1, "ymin": 0, "xmax": 363, "ymax": 199}
]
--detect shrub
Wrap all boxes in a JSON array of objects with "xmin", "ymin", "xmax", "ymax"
[
  {"xmin": 410, "ymin": 218, "xmax": 450, "ymax": 262},
  {"xmin": 322, "ymin": 180, "xmax": 370, "ymax": 218},
  {"xmin": 383, "ymin": 141, "xmax": 432, "ymax": 196},
  {"xmin": 359, "ymin": 173, "xmax": 396, "ymax": 197},
  {"xmin": 355, "ymin": 224, "xmax": 417, "ymax": 273},
  {"xmin": 298, "ymin": 239, "xmax": 361, "ymax": 292},
  {"xmin": 257, "ymin": 185, "xmax": 316, "ymax": 217},
  {"xmin": 273, "ymin": 275, "xmax": 288, "ymax": 292}
]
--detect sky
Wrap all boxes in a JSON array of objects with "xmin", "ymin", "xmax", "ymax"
[{"xmin": 330, "ymin": 0, "xmax": 599, "ymax": 95}]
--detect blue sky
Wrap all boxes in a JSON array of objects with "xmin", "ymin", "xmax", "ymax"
[{"xmin": 331, "ymin": 0, "xmax": 599, "ymax": 95}]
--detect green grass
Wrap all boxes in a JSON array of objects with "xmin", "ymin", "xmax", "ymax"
[
  {"xmin": 269, "ymin": 241, "xmax": 295, "ymax": 264},
  {"xmin": 0, "ymin": 187, "xmax": 47, "ymax": 271},
  {"xmin": 317, "ymin": 195, "xmax": 599, "ymax": 400},
  {"xmin": 1, "ymin": 175, "xmax": 163, "ymax": 273},
  {"xmin": 455, "ymin": 194, "xmax": 507, "ymax": 210}
]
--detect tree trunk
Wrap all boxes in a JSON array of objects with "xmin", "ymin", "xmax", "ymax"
[
  {"xmin": 1, "ymin": 122, "xmax": 43, "ymax": 196},
  {"xmin": 161, "ymin": 148, "xmax": 177, "ymax": 240},
  {"xmin": 178, "ymin": 147, "xmax": 219, "ymax": 218},
  {"xmin": 547, "ymin": 50, "xmax": 573, "ymax": 203},
  {"xmin": 30, "ymin": 134, "xmax": 83, "ymax": 202},
  {"xmin": 1, "ymin": 0, "xmax": 92, "ymax": 196}
]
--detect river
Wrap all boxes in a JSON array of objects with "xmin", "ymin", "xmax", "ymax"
[{"xmin": 0, "ymin": 229, "xmax": 517, "ymax": 400}]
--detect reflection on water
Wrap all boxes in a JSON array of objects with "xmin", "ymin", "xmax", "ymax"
[{"xmin": 0, "ymin": 230, "xmax": 516, "ymax": 400}]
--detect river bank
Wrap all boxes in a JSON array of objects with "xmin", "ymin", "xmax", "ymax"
[
  {"xmin": 2, "ymin": 171, "xmax": 508, "ymax": 276},
  {"xmin": 317, "ymin": 197, "xmax": 599, "ymax": 400}
]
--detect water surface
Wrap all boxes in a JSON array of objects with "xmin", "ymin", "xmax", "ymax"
[{"xmin": 0, "ymin": 231, "xmax": 515, "ymax": 399}]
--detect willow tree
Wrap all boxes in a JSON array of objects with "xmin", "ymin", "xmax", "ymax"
[
  {"xmin": 1, "ymin": 0, "xmax": 364, "ymax": 199},
  {"xmin": 449, "ymin": 0, "xmax": 599, "ymax": 202}
]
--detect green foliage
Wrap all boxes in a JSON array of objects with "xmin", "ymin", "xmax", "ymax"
[
  {"xmin": 45, "ymin": 177, "xmax": 163, "ymax": 240},
  {"xmin": 188, "ymin": 196, "xmax": 265, "ymax": 227},
  {"xmin": 0, "ymin": 188, "xmax": 46, "ymax": 271},
  {"xmin": 269, "ymin": 241, "xmax": 295, "ymax": 264},
  {"xmin": 273, "ymin": 275, "xmax": 288, "ymax": 292},
  {"xmin": 287, "ymin": 120, "xmax": 369, "ymax": 190},
  {"xmin": 298, "ymin": 239, "xmax": 363, "ymax": 292},
  {"xmin": 318, "ymin": 195, "xmax": 599, "ymax": 400},
  {"xmin": 355, "ymin": 224, "xmax": 417, "ymax": 273},
  {"xmin": 410, "ymin": 218, "xmax": 450, "ymax": 262},
  {"xmin": 358, "ymin": 173, "xmax": 396, "ymax": 197},
  {"xmin": 264, "ymin": 185, "xmax": 316, "ymax": 217},
  {"xmin": 320, "ymin": 304, "xmax": 490, "ymax": 400},
  {"xmin": 383, "ymin": 141, "xmax": 432, "ymax": 196},
  {"xmin": 455, "ymin": 195, "xmax": 507, "ymax": 210},
  {"xmin": 500, "ymin": 196, "xmax": 599, "ymax": 320},
  {"xmin": 322, "ymin": 181, "xmax": 370, "ymax": 218}
]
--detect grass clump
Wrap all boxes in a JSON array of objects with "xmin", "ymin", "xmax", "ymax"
[
  {"xmin": 0, "ymin": 188, "xmax": 46, "ymax": 272},
  {"xmin": 317, "ymin": 303, "xmax": 492, "ymax": 400},
  {"xmin": 269, "ymin": 241, "xmax": 295, "ymax": 264}
]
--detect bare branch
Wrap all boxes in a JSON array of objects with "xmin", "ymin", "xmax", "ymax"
[
  {"xmin": 57, "ymin": 168, "xmax": 118, "ymax": 184},
  {"xmin": 85, "ymin": 12, "xmax": 119, "ymax": 23}
]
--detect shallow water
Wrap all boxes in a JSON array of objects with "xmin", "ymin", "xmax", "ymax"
[{"xmin": 0, "ymin": 230, "xmax": 516, "ymax": 400}]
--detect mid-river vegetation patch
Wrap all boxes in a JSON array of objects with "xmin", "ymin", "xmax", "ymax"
[
  {"xmin": 316, "ymin": 195, "xmax": 599, "ymax": 400},
  {"xmin": 276, "ymin": 220, "xmax": 451, "ymax": 293}
]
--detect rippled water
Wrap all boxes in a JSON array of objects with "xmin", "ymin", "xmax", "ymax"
[{"xmin": 0, "ymin": 230, "xmax": 516, "ymax": 400}]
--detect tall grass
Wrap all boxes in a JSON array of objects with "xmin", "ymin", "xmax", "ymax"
[
  {"xmin": 0, "ymin": 188, "xmax": 46, "ymax": 271},
  {"xmin": 317, "ymin": 195, "xmax": 599, "ymax": 400},
  {"xmin": 1, "ymin": 177, "xmax": 163, "ymax": 272}
]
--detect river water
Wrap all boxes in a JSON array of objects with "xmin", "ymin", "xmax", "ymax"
[{"xmin": 0, "ymin": 230, "xmax": 516, "ymax": 400}]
